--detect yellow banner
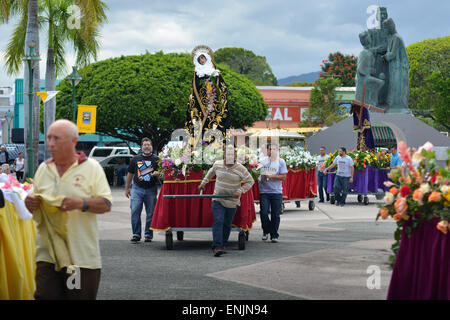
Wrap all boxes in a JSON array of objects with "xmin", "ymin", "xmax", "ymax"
[{"xmin": 76, "ymin": 105, "xmax": 97, "ymax": 133}]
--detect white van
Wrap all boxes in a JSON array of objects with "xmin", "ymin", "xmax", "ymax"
[{"xmin": 89, "ymin": 146, "xmax": 140, "ymax": 162}]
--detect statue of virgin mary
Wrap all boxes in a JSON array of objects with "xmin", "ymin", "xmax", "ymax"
[{"xmin": 185, "ymin": 45, "xmax": 230, "ymax": 146}]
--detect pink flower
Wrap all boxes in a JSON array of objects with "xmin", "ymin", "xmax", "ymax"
[
  {"xmin": 398, "ymin": 141, "xmax": 411, "ymax": 165},
  {"xmin": 22, "ymin": 184, "xmax": 31, "ymax": 191},
  {"xmin": 422, "ymin": 141, "xmax": 434, "ymax": 153},
  {"xmin": 3, "ymin": 182, "xmax": 11, "ymax": 189},
  {"xmin": 383, "ymin": 181, "xmax": 394, "ymax": 187}
]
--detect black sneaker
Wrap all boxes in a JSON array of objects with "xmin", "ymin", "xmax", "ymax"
[
  {"xmin": 319, "ymin": 200, "xmax": 324, "ymax": 203},
  {"xmin": 144, "ymin": 236, "xmax": 152, "ymax": 242},
  {"xmin": 340, "ymin": 203, "xmax": 345, "ymax": 207},
  {"xmin": 335, "ymin": 202, "xmax": 340, "ymax": 206},
  {"xmin": 130, "ymin": 236, "xmax": 140, "ymax": 243}
]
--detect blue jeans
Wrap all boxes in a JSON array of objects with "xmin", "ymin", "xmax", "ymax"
[
  {"xmin": 317, "ymin": 171, "xmax": 328, "ymax": 201},
  {"xmin": 333, "ymin": 175, "xmax": 350, "ymax": 205},
  {"xmin": 211, "ymin": 201, "xmax": 237, "ymax": 249},
  {"xmin": 130, "ymin": 184, "xmax": 157, "ymax": 239},
  {"xmin": 260, "ymin": 193, "xmax": 282, "ymax": 239}
]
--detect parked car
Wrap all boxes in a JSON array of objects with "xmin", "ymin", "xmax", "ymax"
[
  {"xmin": 98, "ymin": 155, "xmax": 134, "ymax": 186},
  {"xmin": 89, "ymin": 146, "xmax": 140, "ymax": 162}
]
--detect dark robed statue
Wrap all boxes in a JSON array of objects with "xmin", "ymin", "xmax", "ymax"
[{"xmin": 185, "ymin": 45, "xmax": 230, "ymax": 146}]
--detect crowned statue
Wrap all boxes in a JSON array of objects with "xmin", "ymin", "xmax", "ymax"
[{"xmin": 185, "ymin": 45, "xmax": 230, "ymax": 147}]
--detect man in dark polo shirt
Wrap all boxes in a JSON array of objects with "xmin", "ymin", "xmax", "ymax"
[{"xmin": 125, "ymin": 138, "xmax": 160, "ymax": 243}]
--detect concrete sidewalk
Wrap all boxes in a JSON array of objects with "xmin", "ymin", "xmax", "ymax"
[{"xmin": 96, "ymin": 188, "xmax": 396, "ymax": 300}]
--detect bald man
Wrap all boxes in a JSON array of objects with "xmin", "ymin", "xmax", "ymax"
[{"xmin": 25, "ymin": 119, "xmax": 112, "ymax": 300}]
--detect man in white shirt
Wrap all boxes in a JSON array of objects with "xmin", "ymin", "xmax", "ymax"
[
  {"xmin": 316, "ymin": 146, "xmax": 329, "ymax": 203},
  {"xmin": 324, "ymin": 147, "xmax": 354, "ymax": 207}
]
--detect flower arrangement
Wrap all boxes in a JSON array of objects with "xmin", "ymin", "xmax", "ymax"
[
  {"xmin": 158, "ymin": 143, "xmax": 222, "ymax": 179},
  {"xmin": 348, "ymin": 150, "xmax": 372, "ymax": 171},
  {"xmin": 377, "ymin": 141, "xmax": 450, "ymax": 268},
  {"xmin": 323, "ymin": 150, "xmax": 339, "ymax": 170},
  {"xmin": 374, "ymin": 149, "xmax": 390, "ymax": 169},
  {"xmin": 322, "ymin": 149, "xmax": 390, "ymax": 172},
  {"xmin": 280, "ymin": 146, "xmax": 317, "ymax": 171},
  {"xmin": 0, "ymin": 174, "xmax": 33, "ymax": 200},
  {"xmin": 236, "ymin": 146, "xmax": 261, "ymax": 181}
]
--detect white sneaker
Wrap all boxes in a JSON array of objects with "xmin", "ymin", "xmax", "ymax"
[
  {"xmin": 262, "ymin": 234, "xmax": 268, "ymax": 241},
  {"xmin": 271, "ymin": 237, "xmax": 278, "ymax": 243}
]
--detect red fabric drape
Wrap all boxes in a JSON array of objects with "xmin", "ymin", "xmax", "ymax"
[
  {"xmin": 150, "ymin": 169, "xmax": 256, "ymax": 231},
  {"xmin": 251, "ymin": 168, "xmax": 317, "ymax": 201}
]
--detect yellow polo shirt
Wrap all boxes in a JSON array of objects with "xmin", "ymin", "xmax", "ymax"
[{"xmin": 32, "ymin": 152, "xmax": 112, "ymax": 269}]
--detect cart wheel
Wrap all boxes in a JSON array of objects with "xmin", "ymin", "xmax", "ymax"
[
  {"xmin": 165, "ymin": 231, "xmax": 173, "ymax": 250},
  {"xmin": 364, "ymin": 196, "xmax": 369, "ymax": 205},
  {"xmin": 280, "ymin": 203, "xmax": 285, "ymax": 215},
  {"xmin": 176, "ymin": 231, "xmax": 184, "ymax": 241},
  {"xmin": 375, "ymin": 190, "xmax": 385, "ymax": 200},
  {"xmin": 308, "ymin": 200, "xmax": 315, "ymax": 211},
  {"xmin": 245, "ymin": 231, "xmax": 249, "ymax": 241},
  {"xmin": 330, "ymin": 195, "xmax": 335, "ymax": 204},
  {"xmin": 295, "ymin": 201, "xmax": 301, "ymax": 208},
  {"xmin": 238, "ymin": 231, "xmax": 246, "ymax": 250},
  {"xmin": 357, "ymin": 194, "xmax": 363, "ymax": 203}
]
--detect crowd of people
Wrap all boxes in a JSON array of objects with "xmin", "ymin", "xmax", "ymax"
[{"xmin": 12, "ymin": 117, "xmax": 405, "ymax": 300}]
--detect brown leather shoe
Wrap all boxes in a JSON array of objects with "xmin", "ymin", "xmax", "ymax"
[{"xmin": 213, "ymin": 248, "xmax": 224, "ymax": 257}]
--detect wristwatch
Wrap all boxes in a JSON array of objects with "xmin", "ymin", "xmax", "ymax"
[{"xmin": 82, "ymin": 199, "xmax": 89, "ymax": 212}]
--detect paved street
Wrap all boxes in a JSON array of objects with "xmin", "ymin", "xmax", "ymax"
[{"xmin": 97, "ymin": 187, "xmax": 396, "ymax": 300}]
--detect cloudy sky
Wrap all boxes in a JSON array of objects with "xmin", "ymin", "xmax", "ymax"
[{"xmin": 0, "ymin": 0, "xmax": 449, "ymax": 87}]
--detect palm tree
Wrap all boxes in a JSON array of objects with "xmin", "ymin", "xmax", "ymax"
[
  {"xmin": 1, "ymin": 0, "xmax": 107, "ymax": 165},
  {"xmin": 1, "ymin": 0, "xmax": 40, "ymax": 175}
]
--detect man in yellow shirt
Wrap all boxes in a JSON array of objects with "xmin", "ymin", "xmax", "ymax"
[{"xmin": 25, "ymin": 120, "xmax": 112, "ymax": 300}]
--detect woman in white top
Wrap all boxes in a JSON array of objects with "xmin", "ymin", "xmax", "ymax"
[{"xmin": 14, "ymin": 152, "xmax": 25, "ymax": 182}]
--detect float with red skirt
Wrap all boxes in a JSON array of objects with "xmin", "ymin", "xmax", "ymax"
[{"xmin": 150, "ymin": 169, "xmax": 256, "ymax": 250}]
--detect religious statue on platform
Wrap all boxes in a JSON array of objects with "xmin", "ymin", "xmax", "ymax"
[
  {"xmin": 368, "ymin": 6, "xmax": 390, "ymax": 106},
  {"xmin": 185, "ymin": 45, "xmax": 230, "ymax": 147},
  {"xmin": 382, "ymin": 18, "xmax": 410, "ymax": 113},
  {"xmin": 356, "ymin": 31, "xmax": 385, "ymax": 107},
  {"xmin": 356, "ymin": 7, "xmax": 410, "ymax": 113}
]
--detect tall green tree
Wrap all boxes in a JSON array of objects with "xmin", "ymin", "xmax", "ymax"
[
  {"xmin": 407, "ymin": 36, "xmax": 450, "ymax": 131},
  {"xmin": 319, "ymin": 52, "xmax": 357, "ymax": 86},
  {"xmin": 214, "ymin": 47, "xmax": 278, "ymax": 86},
  {"xmin": 2, "ymin": 0, "xmax": 107, "ymax": 160},
  {"xmin": 1, "ymin": 0, "xmax": 41, "ymax": 174},
  {"xmin": 55, "ymin": 52, "xmax": 268, "ymax": 151},
  {"xmin": 299, "ymin": 77, "xmax": 347, "ymax": 127}
]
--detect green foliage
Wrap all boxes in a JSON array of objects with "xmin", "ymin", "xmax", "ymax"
[
  {"xmin": 407, "ymin": 36, "xmax": 450, "ymax": 131},
  {"xmin": 56, "ymin": 52, "xmax": 268, "ymax": 151},
  {"xmin": 299, "ymin": 77, "xmax": 347, "ymax": 127},
  {"xmin": 1, "ymin": 0, "xmax": 107, "ymax": 76},
  {"xmin": 214, "ymin": 47, "xmax": 278, "ymax": 86},
  {"xmin": 283, "ymin": 82, "xmax": 314, "ymax": 87},
  {"xmin": 319, "ymin": 52, "xmax": 357, "ymax": 86}
]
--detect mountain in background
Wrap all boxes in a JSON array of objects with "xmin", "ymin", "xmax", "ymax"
[{"xmin": 277, "ymin": 71, "xmax": 321, "ymax": 85}]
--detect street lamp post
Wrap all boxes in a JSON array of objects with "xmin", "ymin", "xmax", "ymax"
[
  {"xmin": 5, "ymin": 110, "xmax": 13, "ymax": 144},
  {"xmin": 67, "ymin": 66, "xmax": 82, "ymax": 123},
  {"xmin": 265, "ymin": 113, "xmax": 272, "ymax": 129},
  {"xmin": 23, "ymin": 41, "xmax": 40, "ymax": 178}
]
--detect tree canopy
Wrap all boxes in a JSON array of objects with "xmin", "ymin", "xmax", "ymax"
[
  {"xmin": 407, "ymin": 36, "xmax": 450, "ymax": 131},
  {"xmin": 283, "ymin": 82, "xmax": 314, "ymax": 87},
  {"xmin": 319, "ymin": 52, "xmax": 357, "ymax": 86},
  {"xmin": 214, "ymin": 47, "xmax": 278, "ymax": 86},
  {"xmin": 298, "ymin": 77, "xmax": 347, "ymax": 127},
  {"xmin": 55, "ymin": 51, "xmax": 268, "ymax": 150}
]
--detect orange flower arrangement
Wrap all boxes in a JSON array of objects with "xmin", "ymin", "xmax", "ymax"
[{"xmin": 377, "ymin": 141, "xmax": 450, "ymax": 268}]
